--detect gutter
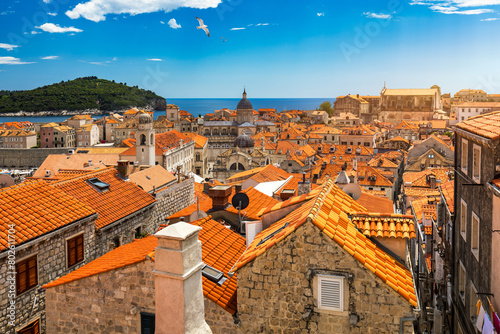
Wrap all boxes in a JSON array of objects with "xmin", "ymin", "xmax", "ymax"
[{"xmin": 0, "ymin": 212, "xmax": 98, "ymax": 260}]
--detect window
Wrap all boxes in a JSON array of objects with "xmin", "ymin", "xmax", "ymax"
[
  {"xmin": 459, "ymin": 262, "xmax": 466, "ymax": 303},
  {"xmin": 16, "ymin": 255, "xmax": 37, "ymax": 295},
  {"xmin": 18, "ymin": 319, "xmax": 40, "ymax": 334},
  {"xmin": 461, "ymin": 139, "xmax": 468, "ymax": 173},
  {"xmin": 317, "ymin": 275, "xmax": 344, "ymax": 312},
  {"xmin": 67, "ymin": 234, "xmax": 84, "ymax": 267},
  {"xmin": 428, "ymin": 154, "xmax": 434, "ymax": 158},
  {"xmin": 87, "ymin": 177, "xmax": 110, "ymax": 191},
  {"xmin": 141, "ymin": 313, "xmax": 155, "ymax": 334},
  {"xmin": 460, "ymin": 199, "xmax": 467, "ymax": 240},
  {"xmin": 473, "ymin": 144, "xmax": 481, "ymax": 182},
  {"xmin": 470, "ymin": 284, "xmax": 478, "ymax": 322},
  {"xmin": 471, "ymin": 212, "xmax": 480, "ymax": 259}
]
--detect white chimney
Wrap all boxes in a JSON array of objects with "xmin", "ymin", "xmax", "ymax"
[
  {"xmin": 88, "ymin": 159, "xmax": 92, "ymax": 166},
  {"xmin": 153, "ymin": 222, "xmax": 212, "ymax": 334},
  {"xmin": 245, "ymin": 220, "xmax": 263, "ymax": 246},
  {"xmin": 45, "ymin": 170, "xmax": 51, "ymax": 177}
]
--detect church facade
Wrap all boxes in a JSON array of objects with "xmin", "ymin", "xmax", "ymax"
[{"xmin": 379, "ymin": 85, "xmax": 442, "ymax": 123}]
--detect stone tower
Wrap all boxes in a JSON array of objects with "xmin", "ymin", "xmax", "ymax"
[
  {"xmin": 136, "ymin": 113, "xmax": 155, "ymax": 166},
  {"xmin": 236, "ymin": 88, "xmax": 254, "ymax": 124}
]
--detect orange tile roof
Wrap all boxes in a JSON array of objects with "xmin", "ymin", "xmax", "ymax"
[
  {"xmin": 43, "ymin": 235, "xmax": 157, "ymax": 288},
  {"xmin": 54, "ymin": 168, "xmax": 156, "ymax": 229},
  {"xmin": 257, "ymin": 186, "xmax": 324, "ymax": 217},
  {"xmin": 411, "ymin": 198, "xmax": 437, "ymax": 223},
  {"xmin": 232, "ymin": 179, "xmax": 417, "ymax": 307},
  {"xmin": 387, "ymin": 136, "xmax": 410, "ymax": 144},
  {"xmin": 404, "ymin": 168, "xmax": 452, "ymax": 188},
  {"xmin": 404, "ymin": 187, "xmax": 441, "ymax": 198},
  {"xmin": 192, "ymin": 217, "xmax": 246, "ymax": 314},
  {"xmin": 394, "ymin": 121, "xmax": 419, "ymax": 131},
  {"xmin": 226, "ymin": 187, "xmax": 279, "ymax": 220},
  {"xmin": 351, "ymin": 213, "xmax": 416, "ymax": 239},
  {"xmin": 439, "ymin": 181, "xmax": 454, "ymax": 214},
  {"xmin": 225, "ymin": 167, "xmax": 265, "ymax": 183},
  {"xmin": 183, "ymin": 132, "xmax": 208, "ymax": 149},
  {"xmin": 248, "ymin": 164, "xmax": 292, "ymax": 184},
  {"xmin": 368, "ymin": 157, "xmax": 398, "ymax": 169},
  {"xmin": 0, "ymin": 181, "xmax": 96, "ymax": 252},
  {"xmin": 128, "ymin": 165, "xmax": 176, "ymax": 193},
  {"xmin": 454, "ymin": 110, "xmax": 500, "ymax": 140},
  {"xmin": 424, "ymin": 225, "xmax": 433, "ymax": 235},
  {"xmin": 356, "ymin": 192, "xmax": 394, "ymax": 214},
  {"xmin": 155, "ymin": 130, "xmax": 192, "ymax": 151}
]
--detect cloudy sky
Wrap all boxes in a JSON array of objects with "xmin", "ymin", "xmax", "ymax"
[{"xmin": 0, "ymin": 0, "xmax": 499, "ymax": 97}]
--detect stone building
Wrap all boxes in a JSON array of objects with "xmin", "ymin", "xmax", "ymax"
[
  {"xmin": 212, "ymin": 134, "xmax": 270, "ymax": 182},
  {"xmin": 386, "ymin": 121, "xmax": 420, "ymax": 143},
  {"xmin": 76, "ymin": 123, "xmax": 100, "ymax": 147},
  {"xmin": 0, "ymin": 130, "xmax": 37, "ymax": 149},
  {"xmin": 379, "ymin": 85, "xmax": 442, "ymax": 123},
  {"xmin": 40, "ymin": 123, "xmax": 76, "ymax": 148},
  {"xmin": 0, "ymin": 181, "xmax": 98, "ymax": 334},
  {"xmin": 230, "ymin": 179, "xmax": 418, "ymax": 333},
  {"xmin": 452, "ymin": 111, "xmax": 500, "ymax": 333},
  {"xmin": 453, "ymin": 102, "xmax": 500, "ymax": 123},
  {"xmin": 406, "ymin": 135, "xmax": 455, "ymax": 172},
  {"xmin": 184, "ymin": 132, "xmax": 209, "ymax": 177},
  {"xmin": 453, "ymin": 88, "xmax": 488, "ymax": 103},
  {"xmin": 43, "ymin": 216, "xmax": 245, "ymax": 334},
  {"xmin": 339, "ymin": 124, "xmax": 379, "ymax": 148},
  {"xmin": 333, "ymin": 94, "xmax": 380, "ymax": 123}
]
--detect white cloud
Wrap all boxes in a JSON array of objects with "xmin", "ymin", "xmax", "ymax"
[
  {"xmin": 43, "ymin": 0, "xmax": 52, "ymax": 3},
  {"xmin": 0, "ymin": 43, "xmax": 19, "ymax": 51},
  {"xmin": 0, "ymin": 11, "xmax": 14, "ymax": 15},
  {"xmin": 36, "ymin": 23, "xmax": 83, "ymax": 33},
  {"xmin": 41, "ymin": 56, "xmax": 59, "ymax": 60},
  {"xmin": 168, "ymin": 18, "xmax": 181, "ymax": 29},
  {"xmin": 317, "ymin": 12, "xmax": 324, "ymax": 16},
  {"xmin": 66, "ymin": 0, "xmax": 221, "ymax": 22},
  {"xmin": 255, "ymin": 23, "xmax": 269, "ymax": 26},
  {"xmin": 363, "ymin": 12, "xmax": 392, "ymax": 19},
  {"xmin": 230, "ymin": 27, "xmax": 246, "ymax": 30},
  {"xmin": 410, "ymin": 0, "xmax": 499, "ymax": 14},
  {"xmin": 47, "ymin": 12, "xmax": 57, "ymax": 16},
  {"xmin": 482, "ymin": 17, "xmax": 500, "ymax": 20},
  {"xmin": 0, "ymin": 57, "xmax": 34, "ymax": 65},
  {"xmin": 147, "ymin": 58, "xmax": 164, "ymax": 61},
  {"xmin": 160, "ymin": 20, "xmax": 165, "ymax": 24}
]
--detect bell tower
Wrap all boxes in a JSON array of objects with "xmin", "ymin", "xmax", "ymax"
[{"xmin": 137, "ymin": 113, "xmax": 155, "ymax": 166}]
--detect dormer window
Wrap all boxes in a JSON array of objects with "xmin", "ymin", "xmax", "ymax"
[{"xmin": 87, "ymin": 177, "xmax": 110, "ymax": 192}]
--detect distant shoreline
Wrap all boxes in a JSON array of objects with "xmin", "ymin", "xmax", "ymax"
[{"xmin": 0, "ymin": 108, "xmax": 154, "ymax": 117}]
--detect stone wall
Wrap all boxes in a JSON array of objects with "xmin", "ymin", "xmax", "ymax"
[
  {"xmin": 45, "ymin": 260, "xmax": 156, "ymax": 334},
  {"xmin": 0, "ymin": 148, "xmax": 74, "ymax": 168},
  {"xmin": 45, "ymin": 257, "xmax": 238, "ymax": 334},
  {"xmin": 237, "ymin": 221, "xmax": 415, "ymax": 334},
  {"xmin": 152, "ymin": 178, "xmax": 195, "ymax": 227},
  {"xmin": 0, "ymin": 216, "xmax": 96, "ymax": 334}
]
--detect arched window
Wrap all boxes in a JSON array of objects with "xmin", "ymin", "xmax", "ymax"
[
  {"xmin": 230, "ymin": 163, "xmax": 245, "ymax": 170},
  {"xmin": 140, "ymin": 134, "xmax": 146, "ymax": 145},
  {"xmin": 150, "ymin": 133, "xmax": 154, "ymax": 144}
]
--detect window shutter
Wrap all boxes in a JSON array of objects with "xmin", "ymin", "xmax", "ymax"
[
  {"xmin": 28, "ymin": 258, "xmax": 37, "ymax": 288},
  {"xmin": 76, "ymin": 235, "xmax": 84, "ymax": 263},
  {"xmin": 17, "ymin": 261, "xmax": 27, "ymax": 294},
  {"xmin": 318, "ymin": 276, "xmax": 344, "ymax": 311}
]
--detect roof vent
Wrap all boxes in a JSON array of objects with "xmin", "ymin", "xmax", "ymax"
[
  {"xmin": 88, "ymin": 159, "xmax": 93, "ymax": 166},
  {"xmin": 45, "ymin": 170, "xmax": 51, "ymax": 177}
]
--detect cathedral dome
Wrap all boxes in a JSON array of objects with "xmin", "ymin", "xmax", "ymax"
[
  {"xmin": 236, "ymin": 88, "xmax": 253, "ymax": 110},
  {"xmin": 234, "ymin": 134, "xmax": 255, "ymax": 148},
  {"xmin": 138, "ymin": 113, "xmax": 152, "ymax": 124}
]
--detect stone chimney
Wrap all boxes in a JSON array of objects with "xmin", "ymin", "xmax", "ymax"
[
  {"xmin": 117, "ymin": 160, "xmax": 130, "ymax": 178},
  {"xmin": 208, "ymin": 185, "xmax": 232, "ymax": 211},
  {"xmin": 234, "ymin": 184, "xmax": 242, "ymax": 193},
  {"xmin": 153, "ymin": 223, "xmax": 212, "ymax": 334},
  {"xmin": 297, "ymin": 172, "xmax": 311, "ymax": 196},
  {"xmin": 203, "ymin": 182, "xmax": 211, "ymax": 194},
  {"xmin": 280, "ymin": 189, "xmax": 296, "ymax": 201}
]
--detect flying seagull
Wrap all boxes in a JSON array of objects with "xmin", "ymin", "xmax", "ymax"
[
  {"xmin": 196, "ymin": 17, "xmax": 209, "ymax": 37},
  {"xmin": 221, "ymin": 37, "xmax": 228, "ymax": 42}
]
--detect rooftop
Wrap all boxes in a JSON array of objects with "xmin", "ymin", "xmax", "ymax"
[{"xmin": 454, "ymin": 110, "xmax": 500, "ymax": 140}]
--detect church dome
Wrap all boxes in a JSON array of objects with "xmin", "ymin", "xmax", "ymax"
[
  {"xmin": 234, "ymin": 134, "xmax": 255, "ymax": 148},
  {"xmin": 236, "ymin": 88, "xmax": 253, "ymax": 110},
  {"xmin": 138, "ymin": 113, "xmax": 152, "ymax": 124}
]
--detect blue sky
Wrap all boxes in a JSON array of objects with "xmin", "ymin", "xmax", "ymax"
[{"xmin": 0, "ymin": 0, "xmax": 499, "ymax": 98}]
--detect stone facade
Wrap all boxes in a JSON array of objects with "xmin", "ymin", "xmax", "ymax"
[
  {"xmin": 0, "ymin": 215, "xmax": 97, "ymax": 334},
  {"xmin": 152, "ymin": 178, "xmax": 196, "ymax": 224},
  {"xmin": 237, "ymin": 222, "xmax": 415, "ymax": 333},
  {"xmin": 204, "ymin": 298, "xmax": 237, "ymax": 333},
  {"xmin": 45, "ymin": 260, "xmax": 156, "ymax": 334},
  {"xmin": 0, "ymin": 148, "xmax": 75, "ymax": 168}
]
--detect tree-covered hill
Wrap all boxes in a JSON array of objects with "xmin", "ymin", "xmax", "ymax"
[{"xmin": 0, "ymin": 76, "xmax": 166, "ymax": 113}]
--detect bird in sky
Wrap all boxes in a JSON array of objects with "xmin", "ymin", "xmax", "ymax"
[
  {"xmin": 196, "ymin": 17, "xmax": 209, "ymax": 37},
  {"xmin": 221, "ymin": 37, "xmax": 228, "ymax": 42}
]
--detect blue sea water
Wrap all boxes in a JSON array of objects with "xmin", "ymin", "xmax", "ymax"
[{"xmin": 0, "ymin": 98, "xmax": 334, "ymax": 123}]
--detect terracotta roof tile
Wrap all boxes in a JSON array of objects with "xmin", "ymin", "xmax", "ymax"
[
  {"xmin": 257, "ymin": 186, "xmax": 324, "ymax": 216},
  {"xmin": 226, "ymin": 187, "xmax": 279, "ymax": 220},
  {"xmin": 53, "ymin": 168, "xmax": 156, "ymax": 229},
  {"xmin": 454, "ymin": 110, "xmax": 500, "ymax": 140},
  {"xmin": 0, "ymin": 181, "xmax": 96, "ymax": 252},
  {"xmin": 351, "ymin": 212, "xmax": 416, "ymax": 239},
  {"xmin": 439, "ymin": 181, "xmax": 454, "ymax": 214},
  {"xmin": 248, "ymin": 165, "xmax": 292, "ymax": 184},
  {"xmin": 184, "ymin": 132, "xmax": 208, "ymax": 149},
  {"xmin": 232, "ymin": 180, "xmax": 417, "ymax": 307},
  {"xmin": 356, "ymin": 192, "xmax": 394, "ymax": 214}
]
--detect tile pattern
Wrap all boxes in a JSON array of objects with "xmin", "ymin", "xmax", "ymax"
[
  {"xmin": 356, "ymin": 192, "xmax": 394, "ymax": 214},
  {"xmin": 54, "ymin": 168, "xmax": 156, "ymax": 229},
  {"xmin": 351, "ymin": 212, "xmax": 416, "ymax": 239},
  {"xmin": 257, "ymin": 186, "xmax": 324, "ymax": 217},
  {"xmin": 454, "ymin": 110, "xmax": 500, "ymax": 139},
  {"xmin": 0, "ymin": 180, "xmax": 96, "ymax": 252}
]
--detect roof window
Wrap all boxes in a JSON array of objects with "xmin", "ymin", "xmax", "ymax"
[
  {"xmin": 202, "ymin": 264, "xmax": 227, "ymax": 286},
  {"xmin": 87, "ymin": 177, "xmax": 110, "ymax": 192}
]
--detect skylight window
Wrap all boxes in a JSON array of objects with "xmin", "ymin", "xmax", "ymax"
[
  {"xmin": 87, "ymin": 177, "xmax": 110, "ymax": 191},
  {"xmin": 202, "ymin": 264, "xmax": 227, "ymax": 286}
]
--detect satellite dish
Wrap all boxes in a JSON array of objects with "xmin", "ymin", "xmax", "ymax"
[
  {"xmin": 342, "ymin": 183, "xmax": 362, "ymax": 201},
  {"xmin": 0, "ymin": 174, "xmax": 15, "ymax": 189},
  {"xmin": 189, "ymin": 210, "xmax": 208, "ymax": 222},
  {"xmin": 232, "ymin": 193, "xmax": 249, "ymax": 210}
]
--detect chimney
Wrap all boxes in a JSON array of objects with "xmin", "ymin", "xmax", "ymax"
[
  {"xmin": 234, "ymin": 184, "xmax": 242, "ymax": 193},
  {"xmin": 153, "ymin": 223, "xmax": 212, "ymax": 334},
  {"xmin": 280, "ymin": 189, "xmax": 296, "ymax": 201},
  {"xmin": 429, "ymin": 175, "xmax": 437, "ymax": 189},
  {"xmin": 88, "ymin": 159, "xmax": 93, "ymax": 166},
  {"xmin": 203, "ymin": 183, "xmax": 211, "ymax": 194},
  {"xmin": 208, "ymin": 185, "xmax": 232, "ymax": 211},
  {"xmin": 297, "ymin": 173, "xmax": 311, "ymax": 196},
  {"xmin": 117, "ymin": 160, "xmax": 130, "ymax": 178}
]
